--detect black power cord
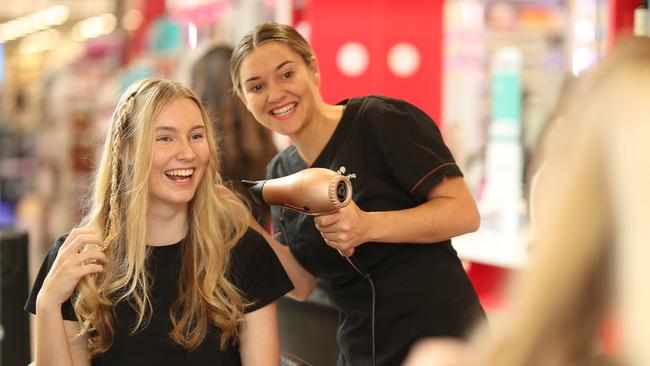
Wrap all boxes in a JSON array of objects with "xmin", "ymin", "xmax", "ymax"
[
  {"xmin": 280, "ymin": 208, "xmax": 377, "ymax": 366},
  {"xmin": 343, "ymin": 255, "xmax": 376, "ymax": 366}
]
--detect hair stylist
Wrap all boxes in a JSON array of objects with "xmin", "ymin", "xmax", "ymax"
[{"xmin": 232, "ymin": 22, "xmax": 486, "ymax": 365}]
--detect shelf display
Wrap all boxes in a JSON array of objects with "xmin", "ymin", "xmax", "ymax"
[{"xmin": 445, "ymin": 0, "xmax": 572, "ymax": 270}]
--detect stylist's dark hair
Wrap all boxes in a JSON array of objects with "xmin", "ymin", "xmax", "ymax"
[
  {"xmin": 230, "ymin": 22, "xmax": 314, "ymax": 93},
  {"xmin": 191, "ymin": 45, "xmax": 277, "ymax": 221}
]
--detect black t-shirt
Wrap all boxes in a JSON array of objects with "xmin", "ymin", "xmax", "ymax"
[
  {"xmin": 25, "ymin": 229, "xmax": 293, "ymax": 366},
  {"xmin": 268, "ymin": 95, "xmax": 486, "ymax": 365}
]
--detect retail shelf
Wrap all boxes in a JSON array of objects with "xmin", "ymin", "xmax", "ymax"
[{"xmin": 452, "ymin": 227, "xmax": 529, "ymax": 269}]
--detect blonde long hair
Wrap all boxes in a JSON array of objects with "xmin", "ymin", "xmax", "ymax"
[
  {"xmin": 471, "ymin": 37, "xmax": 650, "ymax": 366},
  {"xmin": 74, "ymin": 78, "xmax": 250, "ymax": 354}
]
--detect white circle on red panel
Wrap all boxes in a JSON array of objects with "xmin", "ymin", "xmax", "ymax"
[
  {"xmin": 336, "ymin": 42, "xmax": 369, "ymax": 77},
  {"xmin": 388, "ymin": 42, "xmax": 420, "ymax": 78}
]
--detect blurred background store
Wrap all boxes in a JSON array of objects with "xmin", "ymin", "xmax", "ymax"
[{"xmin": 0, "ymin": 0, "xmax": 645, "ymax": 365}]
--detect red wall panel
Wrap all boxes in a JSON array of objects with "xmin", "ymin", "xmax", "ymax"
[{"xmin": 303, "ymin": 0, "xmax": 444, "ymax": 125}]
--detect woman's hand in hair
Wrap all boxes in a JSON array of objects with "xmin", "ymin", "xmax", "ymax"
[{"xmin": 36, "ymin": 228, "xmax": 108, "ymax": 308}]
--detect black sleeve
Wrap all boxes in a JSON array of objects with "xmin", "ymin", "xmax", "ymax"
[
  {"xmin": 227, "ymin": 229, "xmax": 293, "ymax": 313},
  {"xmin": 266, "ymin": 153, "xmax": 289, "ymax": 245},
  {"xmin": 24, "ymin": 234, "xmax": 77, "ymax": 321},
  {"xmin": 368, "ymin": 97, "xmax": 463, "ymax": 202}
]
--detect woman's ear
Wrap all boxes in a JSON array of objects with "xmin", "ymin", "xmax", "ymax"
[
  {"xmin": 309, "ymin": 56, "xmax": 322, "ymax": 86},
  {"xmin": 237, "ymin": 90, "xmax": 249, "ymax": 110}
]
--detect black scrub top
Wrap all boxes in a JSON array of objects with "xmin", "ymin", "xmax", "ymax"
[
  {"xmin": 268, "ymin": 95, "xmax": 486, "ymax": 365},
  {"xmin": 25, "ymin": 229, "xmax": 293, "ymax": 366}
]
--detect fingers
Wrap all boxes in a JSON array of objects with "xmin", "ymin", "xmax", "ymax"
[
  {"xmin": 69, "ymin": 251, "xmax": 107, "ymax": 280},
  {"xmin": 77, "ymin": 250, "xmax": 109, "ymax": 266},
  {"xmin": 62, "ymin": 232, "xmax": 106, "ymax": 257},
  {"xmin": 60, "ymin": 228, "xmax": 97, "ymax": 250},
  {"xmin": 315, "ymin": 218, "xmax": 349, "ymax": 237},
  {"xmin": 314, "ymin": 204, "xmax": 367, "ymax": 257},
  {"xmin": 39, "ymin": 230, "xmax": 109, "ymax": 306},
  {"xmin": 316, "ymin": 214, "xmax": 357, "ymax": 255},
  {"xmin": 314, "ymin": 211, "xmax": 339, "ymax": 228},
  {"xmin": 58, "ymin": 229, "xmax": 108, "ymax": 270},
  {"xmin": 320, "ymin": 230, "xmax": 350, "ymax": 244},
  {"xmin": 321, "ymin": 234, "xmax": 355, "ymax": 257},
  {"xmin": 81, "ymin": 263, "xmax": 106, "ymax": 276}
]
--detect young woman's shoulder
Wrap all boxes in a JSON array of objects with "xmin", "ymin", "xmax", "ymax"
[
  {"xmin": 361, "ymin": 94, "xmax": 411, "ymax": 107},
  {"xmin": 232, "ymin": 228, "xmax": 267, "ymax": 255},
  {"xmin": 228, "ymin": 228, "xmax": 293, "ymax": 312},
  {"xmin": 230, "ymin": 228, "xmax": 285, "ymax": 273},
  {"xmin": 354, "ymin": 95, "xmax": 430, "ymax": 125},
  {"xmin": 358, "ymin": 95, "xmax": 418, "ymax": 110}
]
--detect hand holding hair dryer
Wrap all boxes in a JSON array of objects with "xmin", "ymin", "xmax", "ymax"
[{"xmin": 242, "ymin": 168, "xmax": 352, "ymax": 216}]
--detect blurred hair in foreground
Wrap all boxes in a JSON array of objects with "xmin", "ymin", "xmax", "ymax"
[{"xmin": 406, "ymin": 36, "xmax": 650, "ymax": 366}]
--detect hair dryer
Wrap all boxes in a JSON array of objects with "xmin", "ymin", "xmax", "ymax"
[{"xmin": 242, "ymin": 168, "xmax": 352, "ymax": 215}]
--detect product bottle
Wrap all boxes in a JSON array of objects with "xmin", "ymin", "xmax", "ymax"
[
  {"xmin": 634, "ymin": 0, "xmax": 648, "ymax": 36},
  {"xmin": 482, "ymin": 47, "xmax": 524, "ymax": 237}
]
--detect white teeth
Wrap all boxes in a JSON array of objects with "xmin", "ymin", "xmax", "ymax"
[
  {"xmin": 166, "ymin": 169, "xmax": 194, "ymax": 177},
  {"xmin": 272, "ymin": 103, "xmax": 296, "ymax": 116}
]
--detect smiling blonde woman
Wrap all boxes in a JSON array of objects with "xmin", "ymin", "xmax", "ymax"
[{"xmin": 25, "ymin": 77, "xmax": 292, "ymax": 366}]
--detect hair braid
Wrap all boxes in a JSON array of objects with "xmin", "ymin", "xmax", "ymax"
[
  {"xmin": 76, "ymin": 92, "xmax": 138, "ymax": 354},
  {"xmin": 105, "ymin": 93, "xmax": 136, "ymax": 245}
]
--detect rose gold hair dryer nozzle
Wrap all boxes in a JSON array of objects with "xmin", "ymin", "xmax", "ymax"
[{"xmin": 242, "ymin": 168, "xmax": 352, "ymax": 216}]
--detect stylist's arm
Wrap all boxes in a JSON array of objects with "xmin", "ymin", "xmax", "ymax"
[{"xmin": 314, "ymin": 175, "xmax": 479, "ymax": 254}]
